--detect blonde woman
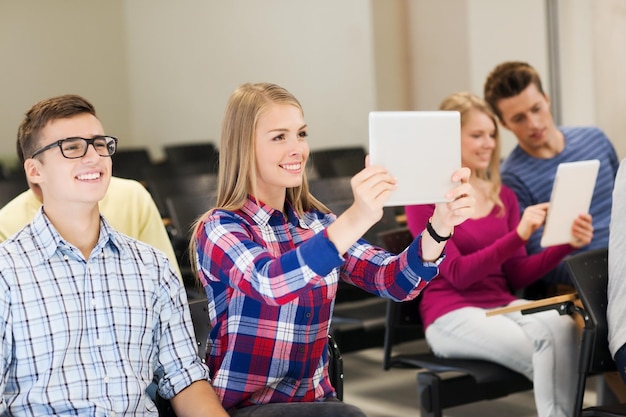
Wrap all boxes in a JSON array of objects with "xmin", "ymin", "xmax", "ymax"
[
  {"xmin": 405, "ymin": 92, "xmax": 593, "ymax": 417},
  {"xmin": 190, "ymin": 83, "xmax": 475, "ymax": 416}
]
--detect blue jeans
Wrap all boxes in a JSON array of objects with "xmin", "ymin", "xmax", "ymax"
[
  {"xmin": 227, "ymin": 397, "xmax": 366, "ymax": 417},
  {"xmin": 615, "ymin": 343, "xmax": 626, "ymax": 385}
]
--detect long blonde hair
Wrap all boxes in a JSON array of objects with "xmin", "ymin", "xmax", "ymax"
[
  {"xmin": 211, "ymin": 82, "xmax": 326, "ymax": 214},
  {"xmin": 440, "ymin": 92, "xmax": 504, "ymax": 214},
  {"xmin": 189, "ymin": 83, "xmax": 328, "ymax": 276}
]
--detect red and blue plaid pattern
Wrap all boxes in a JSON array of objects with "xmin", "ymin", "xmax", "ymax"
[{"xmin": 194, "ymin": 197, "xmax": 440, "ymax": 410}]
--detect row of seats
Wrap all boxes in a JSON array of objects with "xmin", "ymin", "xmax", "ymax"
[
  {"xmin": 113, "ymin": 142, "xmax": 220, "ymax": 183},
  {"xmin": 0, "ymin": 143, "xmax": 367, "ymax": 213},
  {"xmin": 111, "ymin": 144, "xmax": 367, "ymax": 231},
  {"xmin": 112, "ymin": 143, "xmax": 367, "ymax": 184}
]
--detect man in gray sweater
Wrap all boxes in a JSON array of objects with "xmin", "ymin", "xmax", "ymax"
[{"xmin": 608, "ymin": 158, "xmax": 626, "ymax": 396}]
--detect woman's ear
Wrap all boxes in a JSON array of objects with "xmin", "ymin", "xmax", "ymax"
[{"xmin": 24, "ymin": 158, "xmax": 43, "ymax": 186}]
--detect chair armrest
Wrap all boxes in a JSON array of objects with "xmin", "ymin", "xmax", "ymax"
[{"xmin": 485, "ymin": 293, "xmax": 578, "ymax": 317}]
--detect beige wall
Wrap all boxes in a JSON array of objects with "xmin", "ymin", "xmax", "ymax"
[
  {"xmin": 1, "ymin": 0, "xmax": 378, "ymax": 163},
  {"xmin": 0, "ymin": 0, "xmax": 131, "ymax": 169},
  {"xmin": 406, "ymin": 0, "xmax": 549, "ymax": 157},
  {"xmin": 542, "ymin": 0, "xmax": 626, "ymax": 159},
  {"xmin": 403, "ymin": 0, "xmax": 626, "ymax": 159},
  {"xmin": 591, "ymin": 0, "xmax": 626, "ymax": 159},
  {"xmin": 371, "ymin": 0, "xmax": 412, "ymax": 111},
  {"xmin": 558, "ymin": 0, "xmax": 596, "ymax": 127},
  {"xmin": 121, "ymin": 0, "xmax": 378, "ymax": 160},
  {"xmin": 1, "ymin": 0, "xmax": 625, "ymax": 169}
]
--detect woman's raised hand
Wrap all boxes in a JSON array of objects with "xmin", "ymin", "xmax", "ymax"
[
  {"xmin": 429, "ymin": 167, "xmax": 475, "ymax": 236},
  {"xmin": 347, "ymin": 162, "xmax": 398, "ymax": 226},
  {"xmin": 326, "ymin": 157, "xmax": 397, "ymax": 255}
]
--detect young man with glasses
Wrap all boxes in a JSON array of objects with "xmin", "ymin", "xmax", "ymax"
[
  {"xmin": 0, "ymin": 94, "xmax": 227, "ymax": 417},
  {"xmin": 0, "ymin": 124, "xmax": 181, "ymax": 278}
]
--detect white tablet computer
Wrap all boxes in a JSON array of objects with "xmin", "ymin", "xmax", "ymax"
[
  {"xmin": 368, "ymin": 111, "xmax": 461, "ymax": 206},
  {"xmin": 540, "ymin": 159, "xmax": 600, "ymax": 247}
]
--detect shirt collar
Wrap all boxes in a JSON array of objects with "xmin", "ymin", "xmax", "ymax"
[
  {"xmin": 239, "ymin": 196, "xmax": 274, "ymax": 226},
  {"xmin": 30, "ymin": 207, "xmax": 124, "ymax": 263},
  {"xmin": 239, "ymin": 195, "xmax": 316, "ymax": 229}
]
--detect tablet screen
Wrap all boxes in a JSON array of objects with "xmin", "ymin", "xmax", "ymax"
[
  {"xmin": 540, "ymin": 159, "xmax": 600, "ymax": 247},
  {"xmin": 368, "ymin": 111, "xmax": 461, "ymax": 206}
]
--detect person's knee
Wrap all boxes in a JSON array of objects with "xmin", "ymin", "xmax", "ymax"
[{"xmin": 331, "ymin": 402, "xmax": 367, "ymax": 417}]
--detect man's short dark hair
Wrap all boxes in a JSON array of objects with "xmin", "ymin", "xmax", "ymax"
[
  {"xmin": 483, "ymin": 61, "xmax": 545, "ymax": 121},
  {"xmin": 17, "ymin": 94, "xmax": 96, "ymax": 163}
]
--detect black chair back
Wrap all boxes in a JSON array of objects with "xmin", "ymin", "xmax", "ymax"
[
  {"xmin": 163, "ymin": 142, "xmax": 219, "ymax": 174},
  {"xmin": 146, "ymin": 173, "xmax": 218, "ymax": 218},
  {"xmin": 112, "ymin": 148, "xmax": 153, "ymax": 182},
  {"xmin": 566, "ymin": 248, "xmax": 614, "ymax": 374},
  {"xmin": 143, "ymin": 161, "xmax": 216, "ymax": 181},
  {"xmin": 563, "ymin": 248, "xmax": 626, "ymax": 417},
  {"xmin": 166, "ymin": 193, "xmax": 217, "ymax": 241},
  {"xmin": 310, "ymin": 147, "xmax": 366, "ymax": 178},
  {"xmin": 187, "ymin": 294, "xmax": 211, "ymax": 363},
  {"xmin": 155, "ymin": 292, "xmax": 210, "ymax": 417},
  {"xmin": 164, "ymin": 191, "xmax": 217, "ymax": 285},
  {"xmin": 378, "ymin": 227, "xmax": 413, "ymax": 253},
  {"xmin": 327, "ymin": 334, "xmax": 344, "ymax": 401},
  {"xmin": 0, "ymin": 178, "xmax": 29, "ymax": 208},
  {"xmin": 308, "ymin": 176, "xmax": 353, "ymax": 203}
]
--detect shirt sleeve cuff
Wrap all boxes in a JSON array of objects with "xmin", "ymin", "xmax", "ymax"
[
  {"xmin": 298, "ymin": 229, "xmax": 344, "ymax": 277},
  {"xmin": 158, "ymin": 361, "xmax": 212, "ymax": 400},
  {"xmin": 407, "ymin": 232, "xmax": 444, "ymax": 282}
]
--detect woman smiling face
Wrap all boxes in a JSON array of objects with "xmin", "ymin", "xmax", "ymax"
[
  {"xmin": 461, "ymin": 108, "xmax": 497, "ymax": 174},
  {"xmin": 253, "ymin": 103, "xmax": 310, "ymax": 210}
]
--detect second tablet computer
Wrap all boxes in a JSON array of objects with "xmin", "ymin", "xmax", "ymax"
[
  {"xmin": 540, "ymin": 159, "xmax": 600, "ymax": 247},
  {"xmin": 368, "ymin": 111, "xmax": 461, "ymax": 207}
]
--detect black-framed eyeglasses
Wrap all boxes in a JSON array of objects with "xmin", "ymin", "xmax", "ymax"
[{"xmin": 30, "ymin": 136, "xmax": 118, "ymax": 159}]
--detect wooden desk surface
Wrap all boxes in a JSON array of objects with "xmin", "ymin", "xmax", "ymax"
[{"xmin": 485, "ymin": 293, "xmax": 578, "ymax": 317}]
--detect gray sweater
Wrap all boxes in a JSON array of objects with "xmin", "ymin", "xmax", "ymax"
[{"xmin": 608, "ymin": 158, "xmax": 626, "ymax": 357}]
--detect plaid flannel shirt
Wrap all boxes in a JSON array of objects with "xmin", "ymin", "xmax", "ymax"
[{"xmin": 194, "ymin": 196, "xmax": 440, "ymax": 410}]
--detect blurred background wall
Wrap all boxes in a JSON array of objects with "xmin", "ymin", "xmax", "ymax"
[{"xmin": 1, "ymin": 0, "xmax": 624, "ymax": 168}]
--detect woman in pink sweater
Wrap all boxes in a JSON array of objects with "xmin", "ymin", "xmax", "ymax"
[{"xmin": 404, "ymin": 92, "xmax": 593, "ymax": 417}]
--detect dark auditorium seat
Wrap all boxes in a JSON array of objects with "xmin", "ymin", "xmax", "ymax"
[{"xmin": 309, "ymin": 146, "xmax": 366, "ymax": 178}]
